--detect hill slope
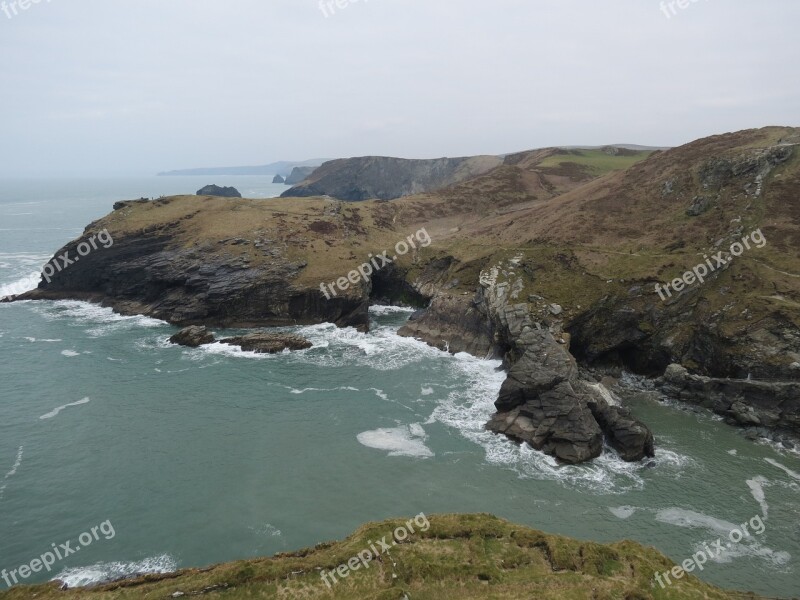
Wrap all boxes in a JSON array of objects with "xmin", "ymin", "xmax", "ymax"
[{"xmin": 0, "ymin": 514, "xmax": 764, "ymax": 600}]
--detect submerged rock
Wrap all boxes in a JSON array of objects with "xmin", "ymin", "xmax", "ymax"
[
  {"xmin": 169, "ymin": 325, "xmax": 216, "ymax": 347},
  {"xmin": 220, "ymin": 332, "xmax": 312, "ymax": 354}
]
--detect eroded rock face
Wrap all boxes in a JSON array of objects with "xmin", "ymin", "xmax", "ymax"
[
  {"xmin": 220, "ymin": 332, "xmax": 312, "ymax": 354},
  {"xmin": 170, "ymin": 325, "xmax": 216, "ymax": 347}
]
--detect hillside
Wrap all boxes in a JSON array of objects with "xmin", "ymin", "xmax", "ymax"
[{"xmin": 0, "ymin": 514, "xmax": 764, "ymax": 600}]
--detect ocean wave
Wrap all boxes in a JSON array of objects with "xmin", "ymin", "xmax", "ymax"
[
  {"xmin": 0, "ymin": 272, "xmax": 41, "ymax": 299},
  {"xmin": 368, "ymin": 305, "xmax": 417, "ymax": 316},
  {"xmin": 28, "ymin": 300, "xmax": 166, "ymax": 335},
  {"xmin": 39, "ymin": 397, "xmax": 90, "ymax": 420},
  {"xmin": 51, "ymin": 554, "xmax": 177, "ymax": 588}
]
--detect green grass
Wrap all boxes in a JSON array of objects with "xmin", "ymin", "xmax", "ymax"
[
  {"xmin": 537, "ymin": 149, "xmax": 653, "ymax": 176},
  {"xmin": 0, "ymin": 514, "xmax": 764, "ymax": 600}
]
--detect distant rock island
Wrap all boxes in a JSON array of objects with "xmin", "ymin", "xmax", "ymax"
[
  {"xmin": 196, "ymin": 184, "xmax": 242, "ymax": 198},
  {"xmin": 272, "ymin": 174, "xmax": 285, "ymax": 184}
]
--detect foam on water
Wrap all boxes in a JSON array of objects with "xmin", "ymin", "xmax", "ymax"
[
  {"xmin": 368, "ymin": 305, "xmax": 417, "ymax": 316},
  {"xmin": 764, "ymin": 458, "xmax": 800, "ymax": 481},
  {"xmin": 746, "ymin": 476, "xmax": 769, "ymax": 518},
  {"xmin": 0, "ymin": 272, "xmax": 41, "ymax": 299},
  {"xmin": 357, "ymin": 424, "xmax": 434, "ymax": 458},
  {"xmin": 609, "ymin": 506, "xmax": 637, "ymax": 519},
  {"xmin": 61, "ymin": 349, "xmax": 80, "ymax": 357},
  {"xmin": 655, "ymin": 507, "xmax": 791, "ymax": 568},
  {"xmin": 39, "ymin": 397, "xmax": 90, "ymax": 420},
  {"xmin": 29, "ymin": 300, "xmax": 165, "ymax": 335},
  {"xmin": 0, "ymin": 446, "xmax": 24, "ymax": 501},
  {"xmin": 51, "ymin": 554, "xmax": 177, "ymax": 588}
]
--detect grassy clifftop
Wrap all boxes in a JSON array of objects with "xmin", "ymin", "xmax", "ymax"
[{"xmin": 0, "ymin": 514, "xmax": 763, "ymax": 600}]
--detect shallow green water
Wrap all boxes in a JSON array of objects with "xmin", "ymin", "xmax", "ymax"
[{"xmin": 0, "ymin": 179, "xmax": 798, "ymax": 597}]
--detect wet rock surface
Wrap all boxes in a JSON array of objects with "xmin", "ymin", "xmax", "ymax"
[{"xmin": 220, "ymin": 332, "xmax": 312, "ymax": 354}]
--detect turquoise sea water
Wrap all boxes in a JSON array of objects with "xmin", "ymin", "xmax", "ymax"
[{"xmin": 0, "ymin": 178, "xmax": 798, "ymax": 596}]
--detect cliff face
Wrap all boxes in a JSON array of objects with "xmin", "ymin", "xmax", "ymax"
[
  {"xmin": 8, "ymin": 126, "xmax": 800, "ymax": 461},
  {"xmin": 284, "ymin": 166, "xmax": 317, "ymax": 185},
  {"xmin": 281, "ymin": 155, "xmax": 503, "ymax": 201}
]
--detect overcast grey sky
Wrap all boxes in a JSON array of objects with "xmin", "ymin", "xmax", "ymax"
[{"xmin": 0, "ymin": 0, "xmax": 797, "ymax": 177}]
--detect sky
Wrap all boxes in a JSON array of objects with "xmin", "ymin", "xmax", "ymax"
[{"xmin": 0, "ymin": 0, "xmax": 798, "ymax": 177}]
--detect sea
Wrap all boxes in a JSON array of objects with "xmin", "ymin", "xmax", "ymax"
[{"xmin": 0, "ymin": 177, "xmax": 798, "ymax": 596}]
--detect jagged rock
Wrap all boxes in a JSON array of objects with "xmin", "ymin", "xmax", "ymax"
[
  {"xmin": 220, "ymin": 332, "xmax": 312, "ymax": 354},
  {"xmin": 686, "ymin": 195, "xmax": 712, "ymax": 216},
  {"xmin": 586, "ymin": 395, "xmax": 655, "ymax": 461},
  {"xmin": 657, "ymin": 363, "xmax": 800, "ymax": 434},
  {"xmin": 272, "ymin": 174, "xmax": 286, "ymax": 184},
  {"xmin": 169, "ymin": 325, "xmax": 216, "ymax": 347},
  {"xmin": 196, "ymin": 185, "xmax": 242, "ymax": 198},
  {"xmin": 549, "ymin": 303, "xmax": 563, "ymax": 316}
]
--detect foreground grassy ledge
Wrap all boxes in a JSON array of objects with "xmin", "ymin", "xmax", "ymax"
[{"xmin": 0, "ymin": 514, "xmax": 766, "ymax": 600}]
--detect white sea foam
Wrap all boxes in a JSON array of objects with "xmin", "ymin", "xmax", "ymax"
[
  {"xmin": 40, "ymin": 397, "xmax": 90, "ymax": 420},
  {"xmin": 655, "ymin": 507, "xmax": 791, "ymax": 567},
  {"xmin": 368, "ymin": 305, "xmax": 417, "ymax": 316},
  {"xmin": 25, "ymin": 337, "xmax": 62, "ymax": 342},
  {"xmin": 0, "ymin": 272, "xmax": 41, "ymax": 299},
  {"xmin": 0, "ymin": 446, "xmax": 24, "ymax": 501},
  {"xmin": 61, "ymin": 349, "xmax": 80, "ymax": 357},
  {"xmin": 746, "ymin": 476, "xmax": 769, "ymax": 518},
  {"xmin": 288, "ymin": 386, "xmax": 359, "ymax": 394},
  {"xmin": 52, "ymin": 554, "xmax": 177, "ymax": 588},
  {"xmin": 609, "ymin": 506, "xmax": 637, "ymax": 519},
  {"xmin": 357, "ymin": 423, "xmax": 434, "ymax": 458},
  {"xmin": 29, "ymin": 300, "xmax": 165, "ymax": 336},
  {"xmin": 728, "ymin": 449, "xmax": 738, "ymax": 456},
  {"xmin": 764, "ymin": 458, "xmax": 800, "ymax": 481},
  {"xmin": 421, "ymin": 386, "xmax": 434, "ymax": 396}
]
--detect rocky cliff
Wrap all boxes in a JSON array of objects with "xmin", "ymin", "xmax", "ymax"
[{"xmin": 281, "ymin": 155, "xmax": 503, "ymax": 201}]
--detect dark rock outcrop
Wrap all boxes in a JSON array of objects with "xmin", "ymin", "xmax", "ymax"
[
  {"xmin": 170, "ymin": 325, "xmax": 216, "ymax": 347},
  {"xmin": 282, "ymin": 155, "xmax": 503, "ymax": 201},
  {"xmin": 272, "ymin": 174, "xmax": 285, "ymax": 184},
  {"xmin": 196, "ymin": 185, "xmax": 242, "ymax": 198},
  {"xmin": 221, "ymin": 332, "xmax": 312, "ymax": 354},
  {"xmin": 657, "ymin": 364, "xmax": 800, "ymax": 434},
  {"xmin": 402, "ymin": 257, "xmax": 655, "ymax": 464}
]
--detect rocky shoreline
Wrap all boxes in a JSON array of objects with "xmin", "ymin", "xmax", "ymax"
[{"xmin": 4, "ymin": 127, "xmax": 799, "ymax": 465}]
